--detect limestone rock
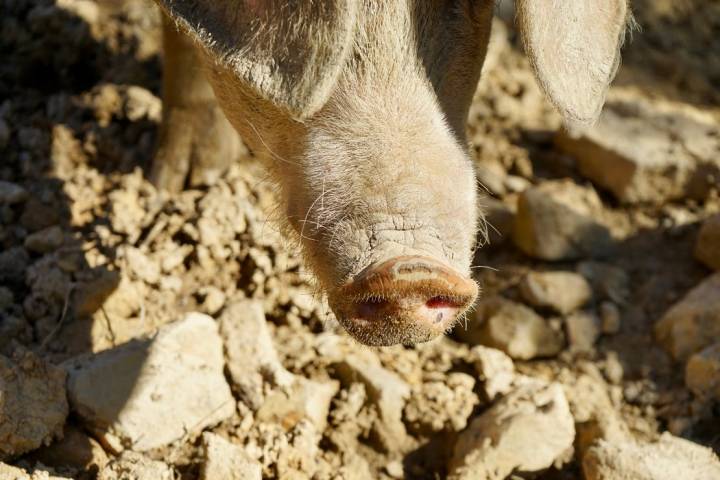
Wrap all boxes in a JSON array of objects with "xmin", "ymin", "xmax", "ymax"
[
  {"xmin": 520, "ymin": 271, "xmax": 592, "ymax": 314},
  {"xmin": 200, "ymin": 433, "xmax": 261, "ymax": 480},
  {"xmin": 98, "ymin": 452, "xmax": 173, "ymax": 480},
  {"xmin": 513, "ymin": 180, "xmax": 613, "ymax": 260},
  {"xmin": 469, "ymin": 345, "xmax": 515, "ymax": 400},
  {"xmin": 219, "ymin": 299, "xmax": 294, "ymax": 410},
  {"xmin": 685, "ymin": 342, "xmax": 720, "ymax": 400},
  {"xmin": 0, "ymin": 348, "xmax": 68, "ymax": 460},
  {"xmin": 556, "ymin": 96, "xmax": 720, "ymax": 204},
  {"xmin": 655, "ymin": 273, "xmax": 720, "ymax": 361},
  {"xmin": 583, "ymin": 433, "xmax": 720, "ymax": 480},
  {"xmin": 65, "ymin": 313, "xmax": 234, "ymax": 452},
  {"xmin": 334, "ymin": 352, "xmax": 411, "ymax": 450},
  {"xmin": 695, "ymin": 214, "xmax": 720, "ymax": 271},
  {"xmin": 221, "ymin": 300, "xmax": 338, "ymax": 432},
  {"xmin": 458, "ymin": 296, "xmax": 564, "ymax": 360},
  {"xmin": 449, "ymin": 380, "xmax": 575, "ymax": 480}
]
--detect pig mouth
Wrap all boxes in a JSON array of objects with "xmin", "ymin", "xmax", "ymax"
[{"xmin": 329, "ymin": 256, "xmax": 479, "ymax": 346}]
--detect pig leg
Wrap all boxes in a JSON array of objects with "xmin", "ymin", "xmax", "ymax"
[{"xmin": 151, "ymin": 17, "xmax": 244, "ymax": 192}]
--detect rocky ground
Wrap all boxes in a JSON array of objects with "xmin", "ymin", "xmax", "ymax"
[{"xmin": 1, "ymin": 0, "xmax": 719, "ymax": 479}]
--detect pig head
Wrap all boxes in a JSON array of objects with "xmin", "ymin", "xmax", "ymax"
[{"xmin": 153, "ymin": 0, "xmax": 630, "ymax": 346}]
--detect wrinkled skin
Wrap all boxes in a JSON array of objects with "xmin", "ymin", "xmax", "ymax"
[{"xmin": 152, "ymin": 0, "xmax": 629, "ymax": 346}]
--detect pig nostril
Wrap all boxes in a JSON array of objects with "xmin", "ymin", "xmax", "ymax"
[
  {"xmin": 357, "ymin": 298, "xmax": 389, "ymax": 319},
  {"xmin": 426, "ymin": 296, "xmax": 459, "ymax": 310}
]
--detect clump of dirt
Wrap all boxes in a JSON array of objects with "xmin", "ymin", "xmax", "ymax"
[{"xmin": 0, "ymin": 1, "xmax": 719, "ymax": 479}]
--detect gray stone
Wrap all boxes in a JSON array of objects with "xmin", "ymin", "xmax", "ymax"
[
  {"xmin": 520, "ymin": 271, "xmax": 592, "ymax": 314},
  {"xmin": 695, "ymin": 214, "xmax": 720, "ymax": 271},
  {"xmin": 583, "ymin": 433, "xmax": 720, "ymax": 480},
  {"xmin": 556, "ymin": 96, "xmax": 720, "ymax": 204},
  {"xmin": 24, "ymin": 226, "xmax": 64, "ymax": 254},
  {"xmin": 0, "ymin": 181, "xmax": 28, "ymax": 205},
  {"xmin": 458, "ymin": 296, "xmax": 564, "ymax": 360},
  {"xmin": 449, "ymin": 380, "xmax": 575, "ymax": 480},
  {"xmin": 655, "ymin": 273, "xmax": 720, "ymax": 361},
  {"xmin": 577, "ymin": 261, "xmax": 630, "ymax": 304},
  {"xmin": 65, "ymin": 313, "xmax": 234, "ymax": 452},
  {"xmin": 0, "ymin": 348, "xmax": 68, "ymax": 460},
  {"xmin": 513, "ymin": 180, "xmax": 613, "ymax": 260},
  {"xmin": 200, "ymin": 433, "xmax": 261, "ymax": 480}
]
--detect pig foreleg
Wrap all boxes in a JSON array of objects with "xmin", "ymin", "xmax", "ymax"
[{"xmin": 151, "ymin": 17, "xmax": 244, "ymax": 192}]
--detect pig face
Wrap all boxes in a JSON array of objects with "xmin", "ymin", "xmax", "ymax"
[{"xmin": 154, "ymin": 0, "xmax": 630, "ymax": 345}]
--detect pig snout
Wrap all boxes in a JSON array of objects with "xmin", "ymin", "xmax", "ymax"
[{"xmin": 330, "ymin": 256, "xmax": 478, "ymax": 346}]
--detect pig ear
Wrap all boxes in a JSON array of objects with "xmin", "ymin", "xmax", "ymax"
[
  {"xmin": 154, "ymin": 0, "xmax": 357, "ymax": 119},
  {"xmin": 516, "ymin": 0, "xmax": 629, "ymax": 127}
]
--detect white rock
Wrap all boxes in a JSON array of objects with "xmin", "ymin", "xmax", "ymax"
[
  {"xmin": 469, "ymin": 345, "xmax": 515, "ymax": 400},
  {"xmin": 513, "ymin": 180, "xmax": 613, "ymax": 260},
  {"xmin": 219, "ymin": 299, "xmax": 294, "ymax": 410},
  {"xmin": 334, "ymin": 352, "xmax": 410, "ymax": 450},
  {"xmin": 449, "ymin": 380, "xmax": 575, "ymax": 480},
  {"xmin": 0, "ymin": 348, "xmax": 68, "ymax": 460},
  {"xmin": 65, "ymin": 313, "xmax": 234, "ymax": 452},
  {"xmin": 221, "ymin": 299, "xmax": 338, "ymax": 432},
  {"xmin": 458, "ymin": 296, "xmax": 564, "ymax": 360},
  {"xmin": 695, "ymin": 214, "xmax": 720, "ymax": 271},
  {"xmin": 200, "ymin": 433, "xmax": 261, "ymax": 480},
  {"xmin": 685, "ymin": 342, "xmax": 720, "ymax": 400},
  {"xmin": 583, "ymin": 432, "xmax": 720, "ymax": 480},
  {"xmin": 520, "ymin": 271, "xmax": 592, "ymax": 314},
  {"xmin": 655, "ymin": 273, "xmax": 720, "ymax": 361},
  {"xmin": 98, "ymin": 452, "xmax": 173, "ymax": 480},
  {"xmin": 556, "ymin": 95, "xmax": 720, "ymax": 204}
]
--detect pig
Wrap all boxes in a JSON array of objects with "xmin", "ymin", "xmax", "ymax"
[{"xmin": 150, "ymin": 0, "xmax": 631, "ymax": 346}]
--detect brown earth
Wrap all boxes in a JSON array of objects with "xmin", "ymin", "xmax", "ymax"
[{"xmin": 0, "ymin": 1, "xmax": 719, "ymax": 479}]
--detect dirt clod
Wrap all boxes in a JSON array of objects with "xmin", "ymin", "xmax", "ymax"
[{"xmin": 0, "ymin": 348, "xmax": 68, "ymax": 461}]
